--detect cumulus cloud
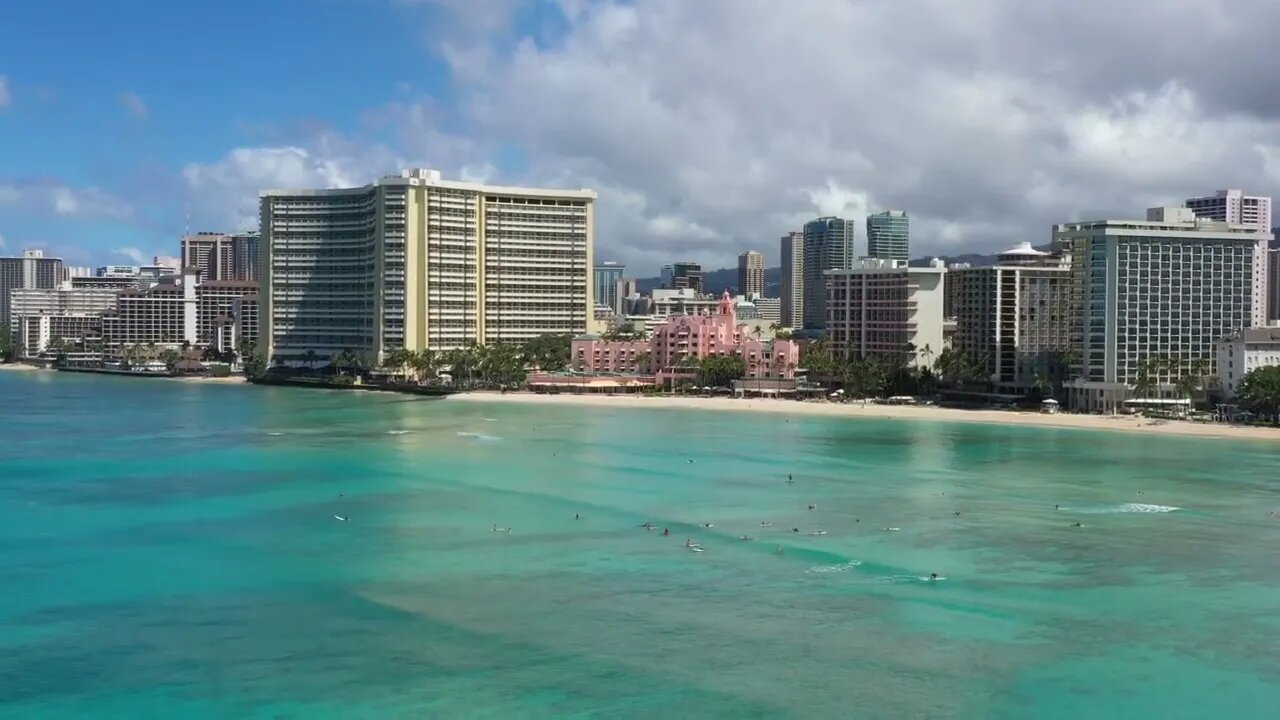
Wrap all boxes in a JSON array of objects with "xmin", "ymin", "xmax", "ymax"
[
  {"xmin": 120, "ymin": 91, "xmax": 148, "ymax": 120},
  {"xmin": 0, "ymin": 233, "xmax": 6, "ymax": 249},
  {"xmin": 422, "ymin": 0, "xmax": 1280, "ymax": 272},
  {"xmin": 0, "ymin": 75, "xmax": 10, "ymax": 108},
  {"xmin": 114, "ymin": 246, "xmax": 150, "ymax": 264},
  {"xmin": 0, "ymin": 180, "xmax": 133, "ymax": 220}
]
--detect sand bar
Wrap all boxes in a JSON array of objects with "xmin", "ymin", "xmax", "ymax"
[{"xmin": 447, "ymin": 391, "xmax": 1280, "ymax": 442}]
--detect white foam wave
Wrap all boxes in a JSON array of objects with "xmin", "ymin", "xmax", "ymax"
[
  {"xmin": 483, "ymin": 418, "xmax": 498, "ymax": 422},
  {"xmin": 1078, "ymin": 503, "xmax": 1181, "ymax": 514},
  {"xmin": 878, "ymin": 574, "xmax": 945, "ymax": 583},
  {"xmin": 805, "ymin": 561, "xmax": 862, "ymax": 574},
  {"xmin": 266, "ymin": 431, "xmax": 285, "ymax": 436},
  {"xmin": 456, "ymin": 431, "xmax": 502, "ymax": 442},
  {"xmin": 386, "ymin": 430, "xmax": 411, "ymax": 435}
]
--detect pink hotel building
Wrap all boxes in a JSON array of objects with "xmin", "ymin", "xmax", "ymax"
[{"xmin": 571, "ymin": 291, "xmax": 801, "ymax": 384}]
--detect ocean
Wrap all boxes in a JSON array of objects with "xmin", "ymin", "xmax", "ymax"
[{"xmin": 1, "ymin": 371, "xmax": 1278, "ymax": 719}]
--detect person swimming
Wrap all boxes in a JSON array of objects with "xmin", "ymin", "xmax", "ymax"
[
  {"xmin": 787, "ymin": 474, "xmax": 794, "ymax": 485},
  {"xmin": 760, "ymin": 521, "xmax": 773, "ymax": 527},
  {"xmin": 808, "ymin": 503, "xmax": 817, "ymax": 511},
  {"xmin": 702, "ymin": 522, "xmax": 714, "ymax": 528},
  {"xmin": 574, "ymin": 513, "xmax": 580, "ymax": 520},
  {"xmin": 1072, "ymin": 522, "xmax": 1083, "ymax": 528},
  {"xmin": 930, "ymin": 573, "xmax": 938, "ymax": 581},
  {"xmin": 663, "ymin": 528, "xmax": 670, "ymax": 536},
  {"xmin": 791, "ymin": 527, "xmax": 800, "ymax": 533},
  {"xmin": 1055, "ymin": 504, "xmax": 1060, "ymax": 510}
]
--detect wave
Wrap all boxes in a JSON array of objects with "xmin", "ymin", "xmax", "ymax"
[
  {"xmin": 266, "ymin": 431, "xmax": 285, "ymax": 436},
  {"xmin": 805, "ymin": 561, "xmax": 863, "ymax": 575},
  {"xmin": 1077, "ymin": 503, "xmax": 1181, "ymax": 514},
  {"xmin": 456, "ymin": 431, "xmax": 502, "ymax": 442},
  {"xmin": 483, "ymin": 418, "xmax": 499, "ymax": 422},
  {"xmin": 386, "ymin": 430, "xmax": 411, "ymax": 435},
  {"xmin": 878, "ymin": 574, "xmax": 946, "ymax": 584}
]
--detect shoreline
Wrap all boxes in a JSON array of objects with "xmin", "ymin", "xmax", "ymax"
[{"xmin": 445, "ymin": 391, "xmax": 1280, "ymax": 442}]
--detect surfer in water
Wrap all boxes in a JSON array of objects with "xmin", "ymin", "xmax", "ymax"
[
  {"xmin": 574, "ymin": 513, "xmax": 580, "ymax": 520},
  {"xmin": 663, "ymin": 528, "xmax": 670, "ymax": 536},
  {"xmin": 1072, "ymin": 522, "xmax": 1083, "ymax": 528},
  {"xmin": 930, "ymin": 573, "xmax": 938, "ymax": 582},
  {"xmin": 787, "ymin": 474, "xmax": 794, "ymax": 485}
]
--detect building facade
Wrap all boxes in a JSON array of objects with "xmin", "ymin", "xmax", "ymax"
[
  {"xmin": 593, "ymin": 262, "xmax": 625, "ymax": 313},
  {"xmin": 183, "ymin": 232, "xmax": 261, "ymax": 282},
  {"xmin": 1217, "ymin": 327, "xmax": 1280, "ymax": 399},
  {"xmin": 261, "ymin": 168, "xmax": 595, "ymax": 365},
  {"xmin": 1, "ymin": 249, "xmax": 63, "ymax": 335},
  {"xmin": 196, "ymin": 280, "xmax": 259, "ymax": 347},
  {"xmin": 737, "ymin": 251, "xmax": 764, "ymax": 296},
  {"xmin": 752, "ymin": 296, "xmax": 781, "ymax": 324},
  {"xmin": 866, "ymin": 210, "xmax": 910, "ymax": 262},
  {"xmin": 660, "ymin": 261, "xmax": 704, "ymax": 293},
  {"xmin": 825, "ymin": 259, "xmax": 947, "ymax": 368},
  {"xmin": 780, "ymin": 231, "xmax": 803, "ymax": 327},
  {"xmin": 949, "ymin": 244, "xmax": 1074, "ymax": 388},
  {"xmin": 18, "ymin": 314, "xmax": 103, "ymax": 358},
  {"xmin": 1055, "ymin": 208, "xmax": 1270, "ymax": 410},
  {"xmin": 802, "ymin": 217, "xmax": 854, "ymax": 329},
  {"xmin": 1185, "ymin": 189, "xmax": 1271, "ymax": 231},
  {"xmin": 1268, "ymin": 244, "xmax": 1280, "ymax": 323},
  {"xmin": 100, "ymin": 271, "xmax": 198, "ymax": 348}
]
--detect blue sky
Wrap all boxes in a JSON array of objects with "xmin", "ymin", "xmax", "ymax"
[{"xmin": 3, "ymin": 1, "xmax": 1278, "ymax": 274}]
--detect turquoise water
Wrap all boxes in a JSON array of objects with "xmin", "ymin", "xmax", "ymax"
[{"xmin": 2, "ymin": 371, "xmax": 1279, "ymax": 719}]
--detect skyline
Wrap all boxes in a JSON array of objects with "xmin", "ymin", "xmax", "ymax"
[{"xmin": 3, "ymin": 1, "xmax": 1280, "ymax": 275}]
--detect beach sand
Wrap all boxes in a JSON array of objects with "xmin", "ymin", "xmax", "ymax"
[
  {"xmin": 0, "ymin": 363, "xmax": 45, "ymax": 372},
  {"xmin": 447, "ymin": 391, "xmax": 1280, "ymax": 442},
  {"xmin": 166, "ymin": 375, "xmax": 247, "ymax": 384}
]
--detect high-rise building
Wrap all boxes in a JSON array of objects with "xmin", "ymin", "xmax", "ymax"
[
  {"xmin": 1, "ymin": 249, "xmax": 63, "ymax": 335},
  {"xmin": 261, "ymin": 168, "xmax": 595, "ymax": 365},
  {"xmin": 100, "ymin": 270, "xmax": 199, "ymax": 348},
  {"xmin": 949, "ymin": 243, "xmax": 1075, "ymax": 389},
  {"xmin": 866, "ymin": 210, "xmax": 910, "ymax": 262},
  {"xmin": 196, "ymin": 280, "xmax": 259, "ymax": 348},
  {"xmin": 1269, "ymin": 231, "xmax": 1280, "ymax": 324},
  {"xmin": 182, "ymin": 233, "xmax": 235, "ymax": 282},
  {"xmin": 1057, "ymin": 207, "xmax": 1271, "ymax": 411},
  {"xmin": 614, "ymin": 277, "xmax": 637, "ymax": 316},
  {"xmin": 802, "ymin": 217, "xmax": 855, "ymax": 329},
  {"xmin": 9, "ymin": 286, "xmax": 120, "ymax": 330},
  {"xmin": 780, "ymin": 231, "xmax": 803, "ymax": 328},
  {"xmin": 232, "ymin": 232, "xmax": 261, "ymax": 282},
  {"xmin": 593, "ymin": 262, "xmax": 625, "ymax": 312},
  {"xmin": 660, "ymin": 262, "xmax": 703, "ymax": 293},
  {"xmin": 1184, "ymin": 189, "xmax": 1271, "ymax": 231},
  {"xmin": 824, "ymin": 258, "xmax": 947, "ymax": 368},
  {"xmin": 737, "ymin": 251, "xmax": 764, "ymax": 296}
]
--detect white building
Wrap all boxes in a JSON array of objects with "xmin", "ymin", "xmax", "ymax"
[
  {"xmin": 949, "ymin": 243, "xmax": 1075, "ymax": 389},
  {"xmin": 196, "ymin": 280, "xmax": 258, "ymax": 348},
  {"xmin": 751, "ymin": 296, "xmax": 781, "ymax": 324},
  {"xmin": 1056, "ymin": 208, "xmax": 1271, "ymax": 411},
  {"xmin": 1217, "ymin": 327, "xmax": 1280, "ymax": 399},
  {"xmin": 824, "ymin": 258, "xmax": 947, "ymax": 368},
  {"xmin": 261, "ymin": 168, "xmax": 595, "ymax": 365},
  {"xmin": 1, "ymin": 249, "xmax": 64, "ymax": 336},
  {"xmin": 1185, "ymin": 189, "xmax": 1271, "ymax": 232},
  {"xmin": 100, "ymin": 270, "xmax": 199, "ymax": 348},
  {"xmin": 738, "ymin": 250, "xmax": 764, "ymax": 297},
  {"xmin": 1268, "ymin": 245, "xmax": 1280, "ymax": 324},
  {"xmin": 18, "ymin": 314, "xmax": 103, "ymax": 358},
  {"xmin": 9, "ymin": 286, "xmax": 119, "ymax": 332}
]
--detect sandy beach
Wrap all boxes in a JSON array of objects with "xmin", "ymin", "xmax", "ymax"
[
  {"xmin": 447, "ymin": 391, "xmax": 1280, "ymax": 442},
  {"xmin": 165, "ymin": 375, "xmax": 247, "ymax": 385},
  {"xmin": 0, "ymin": 363, "xmax": 44, "ymax": 372}
]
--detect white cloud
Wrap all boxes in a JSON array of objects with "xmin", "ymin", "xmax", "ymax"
[
  {"xmin": 120, "ymin": 91, "xmax": 148, "ymax": 120},
  {"xmin": 422, "ymin": 0, "xmax": 1280, "ymax": 272},
  {"xmin": 0, "ymin": 75, "xmax": 10, "ymax": 108},
  {"xmin": 0, "ymin": 180, "xmax": 133, "ymax": 220},
  {"xmin": 0, "ymin": 233, "xmax": 6, "ymax": 250}
]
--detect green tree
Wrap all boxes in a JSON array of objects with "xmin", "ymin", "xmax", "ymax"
[
  {"xmin": 410, "ymin": 349, "xmax": 438, "ymax": 384},
  {"xmin": 520, "ymin": 333, "xmax": 572, "ymax": 371},
  {"xmin": 1236, "ymin": 365, "xmax": 1280, "ymax": 419},
  {"xmin": 382, "ymin": 348, "xmax": 414, "ymax": 379},
  {"xmin": 332, "ymin": 348, "xmax": 365, "ymax": 376},
  {"xmin": 159, "ymin": 348, "xmax": 181, "ymax": 369},
  {"xmin": 699, "ymin": 354, "xmax": 746, "ymax": 388},
  {"xmin": 302, "ymin": 349, "xmax": 320, "ymax": 369},
  {"xmin": 0, "ymin": 324, "xmax": 14, "ymax": 362}
]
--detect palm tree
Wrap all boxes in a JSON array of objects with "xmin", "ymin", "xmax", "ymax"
[{"xmin": 302, "ymin": 349, "xmax": 319, "ymax": 370}]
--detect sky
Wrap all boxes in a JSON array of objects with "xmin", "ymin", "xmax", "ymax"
[{"xmin": 2, "ymin": 0, "xmax": 1280, "ymax": 275}]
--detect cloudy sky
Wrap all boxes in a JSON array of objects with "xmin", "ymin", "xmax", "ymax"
[{"xmin": 2, "ymin": 0, "xmax": 1279, "ymax": 274}]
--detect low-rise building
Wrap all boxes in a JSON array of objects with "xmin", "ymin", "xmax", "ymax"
[
  {"xmin": 1217, "ymin": 327, "xmax": 1280, "ymax": 398},
  {"xmin": 824, "ymin": 259, "xmax": 947, "ymax": 368}
]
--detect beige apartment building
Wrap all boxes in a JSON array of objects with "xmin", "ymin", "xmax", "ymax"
[
  {"xmin": 825, "ymin": 258, "xmax": 947, "ymax": 368},
  {"xmin": 261, "ymin": 169, "xmax": 595, "ymax": 365}
]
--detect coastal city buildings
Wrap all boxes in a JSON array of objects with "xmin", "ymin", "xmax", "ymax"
[
  {"xmin": 100, "ymin": 270, "xmax": 199, "ymax": 348},
  {"xmin": 593, "ymin": 262, "xmax": 625, "ymax": 314},
  {"xmin": 866, "ymin": 210, "xmax": 910, "ymax": 262},
  {"xmin": 1, "ymin": 249, "xmax": 63, "ymax": 335},
  {"xmin": 751, "ymin": 296, "xmax": 781, "ymax": 324},
  {"xmin": 737, "ymin": 251, "xmax": 764, "ymax": 296},
  {"xmin": 261, "ymin": 168, "xmax": 596, "ymax": 365},
  {"xmin": 572, "ymin": 291, "xmax": 799, "ymax": 384},
  {"xmin": 660, "ymin": 262, "xmax": 704, "ymax": 293},
  {"xmin": 824, "ymin": 259, "xmax": 947, "ymax": 368},
  {"xmin": 17, "ymin": 314, "xmax": 102, "ymax": 359},
  {"xmin": 8, "ymin": 286, "xmax": 119, "ymax": 333},
  {"xmin": 948, "ymin": 243, "xmax": 1074, "ymax": 389},
  {"xmin": 802, "ymin": 217, "xmax": 855, "ymax": 329},
  {"xmin": 1185, "ymin": 189, "xmax": 1271, "ymax": 231},
  {"xmin": 1217, "ymin": 327, "xmax": 1280, "ymax": 398},
  {"xmin": 196, "ymin": 280, "xmax": 259, "ymax": 347},
  {"xmin": 1056, "ymin": 207, "xmax": 1272, "ymax": 411},
  {"xmin": 1268, "ymin": 241, "xmax": 1280, "ymax": 323},
  {"xmin": 780, "ymin": 231, "xmax": 804, "ymax": 328},
  {"xmin": 182, "ymin": 232, "xmax": 261, "ymax": 282}
]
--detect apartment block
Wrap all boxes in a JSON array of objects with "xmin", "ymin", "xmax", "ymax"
[
  {"xmin": 866, "ymin": 210, "xmax": 910, "ymax": 262},
  {"xmin": 9, "ymin": 287, "xmax": 119, "ymax": 337},
  {"xmin": 261, "ymin": 168, "xmax": 595, "ymax": 365},
  {"xmin": 196, "ymin": 280, "xmax": 258, "ymax": 347},
  {"xmin": 1217, "ymin": 327, "xmax": 1280, "ymax": 398},
  {"xmin": 1185, "ymin": 189, "xmax": 1271, "ymax": 232},
  {"xmin": 18, "ymin": 314, "xmax": 103, "ymax": 358},
  {"xmin": 780, "ymin": 231, "xmax": 803, "ymax": 327},
  {"xmin": 949, "ymin": 243, "xmax": 1075, "ymax": 389},
  {"xmin": 802, "ymin": 217, "xmax": 854, "ymax": 329},
  {"xmin": 737, "ymin": 251, "xmax": 764, "ymax": 296},
  {"xmin": 824, "ymin": 258, "xmax": 946, "ymax": 368},
  {"xmin": 593, "ymin": 262, "xmax": 625, "ymax": 313},
  {"xmin": 1056, "ymin": 207, "xmax": 1271, "ymax": 410},
  {"xmin": 1, "ymin": 249, "xmax": 63, "ymax": 333},
  {"xmin": 100, "ymin": 271, "xmax": 198, "ymax": 348}
]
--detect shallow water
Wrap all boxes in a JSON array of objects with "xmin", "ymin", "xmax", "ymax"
[{"xmin": 2, "ymin": 372, "xmax": 1279, "ymax": 718}]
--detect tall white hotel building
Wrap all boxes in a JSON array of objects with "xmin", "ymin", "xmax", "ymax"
[
  {"xmin": 261, "ymin": 169, "xmax": 596, "ymax": 365},
  {"xmin": 1056, "ymin": 206, "xmax": 1272, "ymax": 411}
]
